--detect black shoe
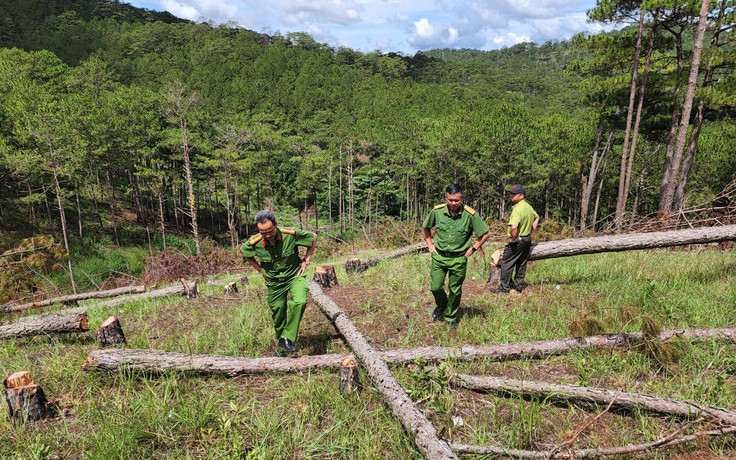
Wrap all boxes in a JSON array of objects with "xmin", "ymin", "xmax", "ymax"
[
  {"xmin": 490, "ymin": 287, "xmax": 510, "ymax": 294},
  {"xmin": 278, "ymin": 337, "xmax": 298, "ymax": 353},
  {"xmin": 432, "ymin": 307, "xmax": 443, "ymax": 322},
  {"xmin": 446, "ymin": 321, "xmax": 458, "ymax": 329}
]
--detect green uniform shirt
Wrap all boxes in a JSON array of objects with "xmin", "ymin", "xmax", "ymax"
[
  {"xmin": 423, "ymin": 204, "xmax": 489, "ymax": 253},
  {"xmin": 241, "ymin": 227, "xmax": 315, "ymax": 280},
  {"xmin": 507, "ymin": 199, "xmax": 539, "ymax": 237}
]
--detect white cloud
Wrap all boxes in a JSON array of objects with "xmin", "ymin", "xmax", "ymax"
[{"xmin": 132, "ymin": 0, "xmax": 609, "ymax": 53}]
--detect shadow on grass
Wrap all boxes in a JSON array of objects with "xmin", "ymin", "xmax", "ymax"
[{"xmin": 299, "ymin": 331, "xmax": 343, "ymax": 355}]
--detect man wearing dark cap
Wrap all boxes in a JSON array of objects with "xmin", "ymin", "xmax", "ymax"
[{"xmin": 491, "ymin": 184, "xmax": 539, "ymax": 294}]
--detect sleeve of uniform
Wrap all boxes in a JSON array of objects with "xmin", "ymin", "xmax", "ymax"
[
  {"xmin": 422, "ymin": 209, "xmax": 436, "ymax": 229},
  {"xmin": 294, "ymin": 228, "xmax": 316, "ymax": 247},
  {"xmin": 241, "ymin": 242, "xmax": 256, "ymax": 258},
  {"xmin": 508, "ymin": 207, "xmax": 521, "ymax": 228},
  {"xmin": 471, "ymin": 212, "xmax": 490, "ymax": 236}
]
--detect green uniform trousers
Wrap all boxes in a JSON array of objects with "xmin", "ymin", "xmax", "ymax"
[
  {"xmin": 430, "ymin": 252, "xmax": 467, "ymax": 322},
  {"xmin": 266, "ymin": 275, "xmax": 308, "ymax": 343}
]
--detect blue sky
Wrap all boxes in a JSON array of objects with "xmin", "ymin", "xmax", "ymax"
[{"xmin": 126, "ymin": 0, "xmax": 610, "ymax": 54}]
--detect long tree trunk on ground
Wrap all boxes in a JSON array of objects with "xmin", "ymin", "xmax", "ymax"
[
  {"xmin": 660, "ymin": 0, "xmax": 711, "ymax": 212},
  {"xmin": 0, "ymin": 313, "xmax": 89, "ymax": 340},
  {"xmin": 615, "ymin": 6, "xmax": 646, "ymax": 232},
  {"xmin": 452, "ymin": 373, "xmax": 736, "ymax": 424},
  {"xmin": 308, "ymin": 281, "xmax": 457, "ymax": 459},
  {"xmin": 1, "ymin": 285, "xmax": 146, "ymax": 313},
  {"xmin": 346, "ymin": 225, "xmax": 736, "ymax": 272},
  {"xmin": 528, "ymin": 225, "xmax": 735, "ymax": 261},
  {"xmin": 83, "ymin": 327, "xmax": 736, "ymax": 376},
  {"xmin": 52, "ymin": 167, "xmax": 77, "ymax": 294}
]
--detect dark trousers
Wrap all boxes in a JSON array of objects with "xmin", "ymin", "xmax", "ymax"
[{"xmin": 499, "ymin": 235, "xmax": 532, "ymax": 291}]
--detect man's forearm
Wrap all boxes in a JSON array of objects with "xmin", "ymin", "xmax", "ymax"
[
  {"xmin": 510, "ymin": 227, "xmax": 519, "ymax": 241},
  {"xmin": 304, "ymin": 234, "xmax": 318, "ymax": 262},
  {"xmin": 246, "ymin": 258, "xmax": 261, "ymax": 274},
  {"xmin": 475, "ymin": 231, "xmax": 490, "ymax": 248}
]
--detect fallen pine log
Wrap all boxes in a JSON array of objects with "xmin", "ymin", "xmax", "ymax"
[
  {"xmin": 347, "ymin": 225, "xmax": 736, "ymax": 274},
  {"xmin": 452, "ymin": 373, "xmax": 736, "ymax": 425},
  {"xmin": 20, "ymin": 281, "xmax": 199, "ymax": 318},
  {"xmin": 528, "ymin": 225, "xmax": 736, "ymax": 261},
  {"xmin": 83, "ymin": 327, "xmax": 736, "ymax": 376},
  {"xmin": 0, "ymin": 313, "xmax": 89, "ymax": 340},
  {"xmin": 346, "ymin": 242, "xmax": 427, "ymax": 273},
  {"xmin": 2, "ymin": 285, "xmax": 146, "ymax": 313},
  {"xmin": 450, "ymin": 425, "xmax": 736, "ymax": 459},
  {"xmin": 307, "ymin": 280, "xmax": 457, "ymax": 459}
]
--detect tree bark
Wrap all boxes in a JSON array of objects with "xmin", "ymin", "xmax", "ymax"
[
  {"xmin": 96, "ymin": 316, "xmax": 127, "ymax": 347},
  {"xmin": 346, "ymin": 242, "xmax": 428, "ymax": 273},
  {"xmin": 52, "ymin": 167, "xmax": 78, "ymax": 293},
  {"xmin": 660, "ymin": 0, "xmax": 711, "ymax": 212},
  {"xmin": 0, "ymin": 313, "xmax": 89, "ymax": 340},
  {"xmin": 307, "ymin": 281, "xmax": 457, "ymax": 459},
  {"xmin": 451, "ymin": 426, "xmax": 736, "ymax": 459},
  {"xmin": 614, "ymin": 7, "xmax": 646, "ymax": 232},
  {"xmin": 83, "ymin": 327, "xmax": 736, "ymax": 376},
  {"xmin": 4, "ymin": 371, "xmax": 52, "ymax": 423},
  {"xmin": 2, "ymin": 285, "xmax": 146, "ymax": 313},
  {"xmin": 527, "ymin": 225, "xmax": 736, "ymax": 261},
  {"xmin": 452, "ymin": 373, "xmax": 736, "ymax": 424},
  {"xmin": 313, "ymin": 265, "xmax": 339, "ymax": 288}
]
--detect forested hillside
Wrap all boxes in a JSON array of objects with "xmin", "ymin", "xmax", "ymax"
[{"xmin": 0, "ymin": 0, "xmax": 734, "ymax": 288}]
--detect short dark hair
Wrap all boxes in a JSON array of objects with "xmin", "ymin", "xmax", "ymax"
[
  {"xmin": 445, "ymin": 183, "xmax": 464, "ymax": 195},
  {"xmin": 254, "ymin": 210, "xmax": 277, "ymax": 225}
]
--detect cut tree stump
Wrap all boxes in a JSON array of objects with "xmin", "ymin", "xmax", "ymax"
[
  {"xmin": 339, "ymin": 356, "xmax": 360, "ymax": 394},
  {"xmin": 345, "ymin": 258, "xmax": 370, "ymax": 274},
  {"xmin": 96, "ymin": 316, "xmax": 127, "ymax": 347},
  {"xmin": 224, "ymin": 282, "xmax": 238, "ymax": 294},
  {"xmin": 4, "ymin": 371, "xmax": 52, "ymax": 422},
  {"xmin": 1, "ymin": 284, "xmax": 146, "ymax": 313},
  {"xmin": 83, "ymin": 327, "xmax": 736, "ymax": 376},
  {"xmin": 240, "ymin": 276, "xmax": 249, "ymax": 285},
  {"xmin": 487, "ymin": 248, "xmax": 503, "ymax": 286},
  {"xmin": 0, "ymin": 313, "xmax": 89, "ymax": 340},
  {"xmin": 309, "ymin": 280, "xmax": 457, "ymax": 459},
  {"xmin": 313, "ymin": 265, "xmax": 339, "ymax": 288},
  {"xmin": 181, "ymin": 278, "xmax": 198, "ymax": 299}
]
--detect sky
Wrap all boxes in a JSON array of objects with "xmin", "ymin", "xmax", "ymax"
[{"xmin": 126, "ymin": 0, "xmax": 612, "ymax": 54}]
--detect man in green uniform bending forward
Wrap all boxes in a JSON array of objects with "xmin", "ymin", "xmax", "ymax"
[
  {"xmin": 423, "ymin": 184, "xmax": 490, "ymax": 328},
  {"xmin": 491, "ymin": 184, "xmax": 539, "ymax": 294},
  {"xmin": 241, "ymin": 210, "xmax": 317, "ymax": 356}
]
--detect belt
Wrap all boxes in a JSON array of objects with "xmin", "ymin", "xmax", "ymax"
[
  {"xmin": 436, "ymin": 249, "xmax": 465, "ymax": 258},
  {"xmin": 267, "ymin": 275, "xmax": 293, "ymax": 283}
]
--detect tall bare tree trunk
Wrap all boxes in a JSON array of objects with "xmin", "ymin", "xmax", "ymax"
[
  {"xmin": 622, "ymin": 22, "xmax": 656, "ymax": 219},
  {"xmin": 581, "ymin": 127, "xmax": 613, "ymax": 234},
  {"xmin": 673, "ymin": 1, "xmax": 725, "ymax": 210},
  {"xmin": 105, "ymin": 170, "xmax": 119, "ymax": 246},
  {"xmin": 181, "ymin": 121, "xmax": 201, "ymax": 255},
  {"xmin": 660, "ymin": 0, "xmax": 711, "ymax": 212},
  {"xmin": 614, "ymin": 6, "xmax": 646, "ymax": 232},
  {"xmin": 51, "ymin": 167, "xmax": 77, "ymax": 293},
  {"xmin": 75, "ymin": 185, "xmax": 83, "ymax": 239}
]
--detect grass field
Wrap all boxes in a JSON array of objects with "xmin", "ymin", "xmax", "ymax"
[{"xmin": 1, "ymin": 246, "xmax": 735, "ymax": 459}]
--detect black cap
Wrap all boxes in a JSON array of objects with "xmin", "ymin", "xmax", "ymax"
[{"xmin": 508, "ymin": 184, "xmax": 525, "ymax": 195}]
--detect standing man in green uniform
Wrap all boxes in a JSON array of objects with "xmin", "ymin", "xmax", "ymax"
[
  {"xmin": 491, "ymin": 184, "xmax": 539, "ymax": 294},
  {"xmin": 241, "ymin": 210, "xmax": 317, "ymax": 356},
  {"xmin": 423, "ymin": 184, "xmax": 490, "ymax": 328}
]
